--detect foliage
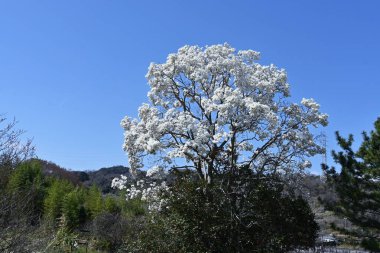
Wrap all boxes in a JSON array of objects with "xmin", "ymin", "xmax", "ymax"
[
  {"xmin": 322, "ymin": 117, "xmax": 380, "ymax": 250},
  {"xmin": 104, "ymin": 195, "xmax": 121, "ymax": 214},
  {"xmin": 7, "ymin": 160, "xmax": 45, "ymax": 220},
  {"xmin": 123, "ymin": 169, "xmax": 318, "ymax": 252},
  {"xmin": 0, "ymin": 161, "xmax": 45, "ymax": 252},
  {"xmin": 44, "ymin": 179, "xmax": 75, "ymax": 222},
  {"xmin": 7, "ymin": 160, "xmax": 44, "ymax": 192},
  {"xmin": 62, "ymin": 188, "xmax": 86, "ymax": 229},
  {"xmin": 168, "ymin": 173, "xmax": 317, "ymax": 252},
  {"xmin": 86, "ymin": 184, "xmax": 103, "ymax": 219},
  {"xmin": 0, "ymin": 143, "xmax": 128, "ymax": 252},
  {"xmin": 123, "ymin": 213, "xmax": 185, "ymax": 253},
  {"xmin": 122, "ymin": 198, "xmax": 146, "ymax": 217}
]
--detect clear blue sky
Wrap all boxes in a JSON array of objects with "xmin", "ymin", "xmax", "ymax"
[{"xmin": 1, "ymin": 1, "xmax": 379, "ymax": 173}]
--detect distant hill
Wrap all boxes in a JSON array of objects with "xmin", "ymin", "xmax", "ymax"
[
  {"xmin": 33, "ymin": 159, "xmax": 131, "ymax": 193},
  {"xmin": 78, "ymin": 165, "xmax": 131, "ymax": 193},
  {"xmin": 35, "ymin": 159, "xmax": 82, "ymax": 185}
]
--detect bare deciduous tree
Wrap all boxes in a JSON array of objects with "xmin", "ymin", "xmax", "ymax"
[{"xmin": 0, "ymin": 115, "xmax": 36, "ymax": 252}]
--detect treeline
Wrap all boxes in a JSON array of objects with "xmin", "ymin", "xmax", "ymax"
[{"xmin": 0, "ymin": 159, "xmax": 142, "ymax": 252}]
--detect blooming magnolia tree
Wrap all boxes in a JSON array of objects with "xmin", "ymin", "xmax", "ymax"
[{"xmin": 121, "ymin": 44, "xmax": 328, "ymax": 183}]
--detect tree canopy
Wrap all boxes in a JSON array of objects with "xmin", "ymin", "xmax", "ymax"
[{"xmin": 121, "ymin": 44, "xmax": 328, "ymax": 183}]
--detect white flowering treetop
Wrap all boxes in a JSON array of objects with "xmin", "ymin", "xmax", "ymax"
[{"xmin": 121, "ymin": 44, "xmax": 328, "ymax": 183}]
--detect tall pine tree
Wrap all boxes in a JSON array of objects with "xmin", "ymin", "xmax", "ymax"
[{"xmin": 323, "ymin": 118, "xmax": 380, "ymax": 249}]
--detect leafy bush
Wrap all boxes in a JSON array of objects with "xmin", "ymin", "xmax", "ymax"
[{"xmin": 126, "ymin": 171, "xmax": 318, "ymax": 253}]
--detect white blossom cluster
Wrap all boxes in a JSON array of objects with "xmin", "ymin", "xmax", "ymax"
[
  {"xmin": 121, "ymin": 43, "xmax": 328, "ymax": 182},
  {"xmin": 146, "ymin": 165, "xmax": 167, "ymax": 179},
  {"xmin": 111, "ymin": 174, "xmax": 128, "ymax": 190},
  {"xmin": 111, "ymin": 169, "xmax": 169, "ymax": 212}
]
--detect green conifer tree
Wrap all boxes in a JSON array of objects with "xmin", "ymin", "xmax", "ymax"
[
  {"xmin": 7, "ymin": 160, "xmax": 43, "ymax": 192},
  {"xmin": 323, "ymin": 118, "xmax": 380, "ymax": 250},
  {"xmin": 86, "ymin": 184, "xmax": 103, "ymax": 218},
  {"xmin": 62, "ymin": 188, "xmax": 86, "ymax": 229},
  {"xmin": 104, "ymin": 195, "xmax": 121, "ymax": 214},
  {"xmin": 44, "ymin": 179, "xmax": 74, "ymax": 222}
]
